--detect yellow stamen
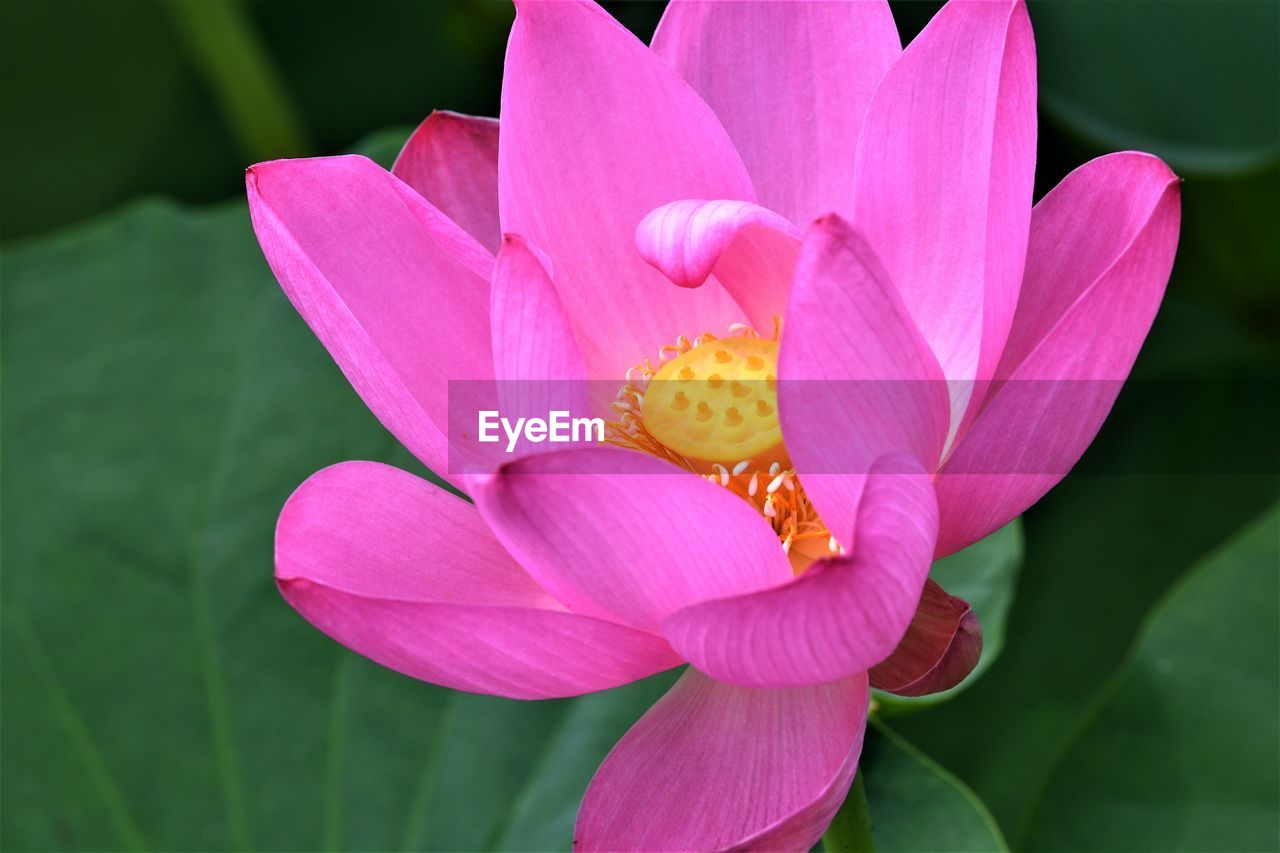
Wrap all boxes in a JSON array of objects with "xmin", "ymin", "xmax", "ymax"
[{"xmin": 605, "ymin": 320, "xmax": 832, "ymax": 573}]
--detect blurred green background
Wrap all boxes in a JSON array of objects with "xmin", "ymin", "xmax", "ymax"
[{"xmin": 2, "ymin": 1, "xmax": 1277, "ymax": 851}]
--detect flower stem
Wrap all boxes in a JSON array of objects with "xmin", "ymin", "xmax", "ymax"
[
  {"xmin": 823, "ymin": 770, "xmax": 875, "ymax": 852},
  {"xmin": 166, "ymin": 0, "xmax": 310, "ymax": 161}
]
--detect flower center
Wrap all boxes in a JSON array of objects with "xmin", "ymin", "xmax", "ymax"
[
  {"xmin": 606, "ymin": 320, "xmax": 839, "ymax": 573},
  {"xmin": 643, "ymin": 335, "xmax": 782, "ymax": 465}
]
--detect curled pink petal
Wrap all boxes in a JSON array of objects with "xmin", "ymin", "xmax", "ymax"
[
  {"xmin": 779, "ymin": 214, "xmax": 950, "ymax": 539},
  {"xmin": 574, "ymin": 668, "xmax": 869, "ymax": 852},
  {"xmin": 652, "ymin": 0, "xmax": 900, "ymax": 225},
  {"xmin": 935, "ymin": 152, "xmax": 1181, "ymax": 555},
  {"xmin": 276, "ymin": 461, "xmax": 682, "ymax": 699},
  {"xmin": 393, "ymin": 111, "xmax": 501, "ymax": 254},
  {"xmin": 500, "ymin": 0, "xmax": 756, "ymax": 380},
  {"xmin": 661, "ymin": 453, "xmax": 938, "ymax": 688},
  {"xmin": 471, "ymin": 447, "xmax": 793, "ymax": 631},
  {"xmin": 869, "ymin": 579, "xmax": 982, "ymax": 696},
  {"xmin": 246, "ymin": 156, "xmax": 494, "ymax": 486},
  {"xmin": 851, "ymin": 0, "xmax": 1037, "ymax": 423},
  {"xmin": 636, "ymin": 198, "xmax": 801, "ymax": 327}
]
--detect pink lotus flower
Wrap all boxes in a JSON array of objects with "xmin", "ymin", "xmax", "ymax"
[{"xmin": 247, "ymin": 0, "xmax": 1180, "ymax": 848}]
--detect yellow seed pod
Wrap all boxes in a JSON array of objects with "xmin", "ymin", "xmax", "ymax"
[{"xmin": 642, "ymin": 337, "xmax": 781, "ymax": 463}]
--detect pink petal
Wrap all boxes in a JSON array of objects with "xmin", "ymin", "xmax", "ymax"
[
  {"xmin": 636, "ymin": 198, "xmax": 801, "ymax": 327},
  {"xmin": 778, "ymin": 215, "xmax": 950, "ymax": 539},
  {"xmin": 851, "ymin": 0, "xmax": 1036, "ymax": 421},
  {"xmin": 471, "ymin": 447, "xmax": 793, "ymax": 631},
  {"xmin": 998, "ymin": 153, "xmax": 1181, "ymax": 374},
  {"xmin": 661, "ymin": 454, "xmax": 939, "ymax": 688},
  {"xmin": 652, "ymin": 0, "xmax": 900, "ymax": 225},
  {"xmin": 448, "ymin": 233, "xmax": 596, "ymax": 471},
  {"xmin": 276, "ymin": 461, "xmax": 681, "ymax": 700},
  {"xmin": 868, "ymin": 579, "xmax": 982, "ymax": 696},
  {"xmin": 575, "ymin": 668, "xmax": 869, "ymax": 852},
  {"xmin": 491, "ymin": 234, "xmax": 588, "ymax": 385},
  {"xmin": 500, "ymin": 0, "xmax": 756, "ymax": 380},
  {"xmin": 392, "ymin": 111, "xmax": 501, "ymax": 254},
  {"xmin": 935, "ymin": 153, "xmax": 1181, "ymax": 555},
  {"xmin": 492, "ymin": 233, "xmax": 592, "ymax": 405},
  {"xmin": 450, "ymin": 234, "xmax": 597, "ymax": 475},
  {"xmin": 246, "ymin": 156, "xmax": 494, "ymax": 485}
]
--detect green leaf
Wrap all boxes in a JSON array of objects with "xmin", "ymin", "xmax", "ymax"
[
  {"xmin": 1032, "ymin": 0, "xmax": 1280, "ymax": 175},
  {"xmin": 0, "ymin": 0, "xmax": 242, "ymax": 240},
  {"xmin": 857, "ymin": 720, "xmax": 1008, "ymax": 852},
  {"xmin": 1020, "ymin": 505, "xmax": 1280, "ymax": 852},
  {"xmin": 0, "ymin": 1, "xmax": 513, "ymax": 241},
  {"xmin": 0, "ymin": 189, "xmax": 674, "ymax": 851},
  {"xmin": 491, "ymin": 672, "xmax": 679, "ymax": 851},
  {"xmin": 888, "ymin": 326, "xmax": 1278, "ymax": 835},
  {"xmin": 875, "ymin": 519, "xmax": 1023, "ymax": 714}
]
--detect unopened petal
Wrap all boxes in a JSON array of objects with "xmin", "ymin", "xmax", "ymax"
[{"xmin": 869, "ymin": 579, "xmax": 983, "ymax": 696}]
